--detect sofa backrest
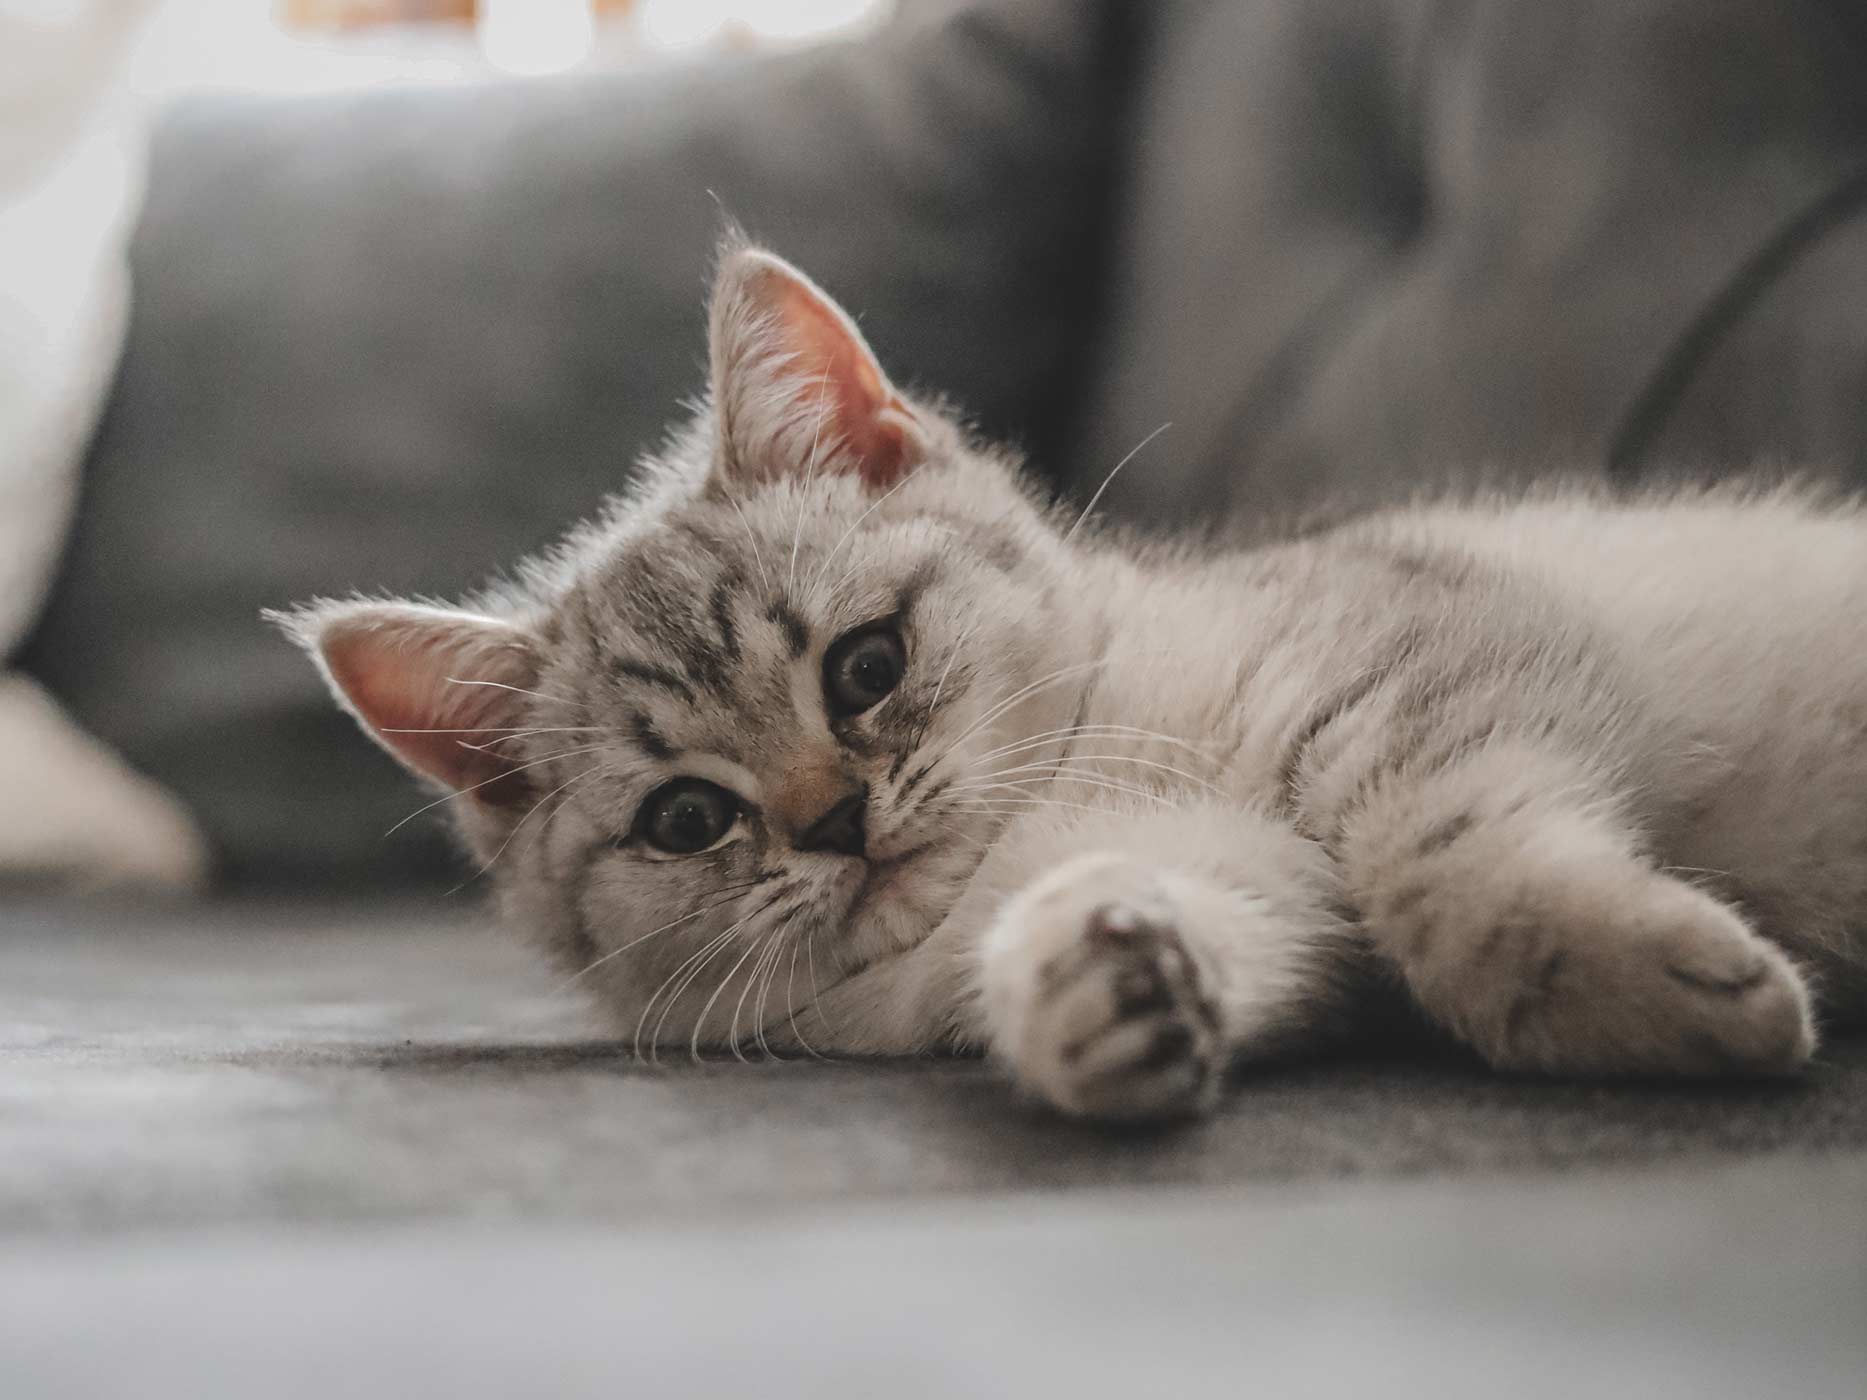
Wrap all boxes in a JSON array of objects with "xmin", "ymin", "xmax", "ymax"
[{"xmin": 1072, "ymin": 0, "xmax": 1867, "ymax": 527}]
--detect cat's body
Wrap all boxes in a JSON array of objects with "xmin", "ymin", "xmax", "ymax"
[{"xmin": 280, "ymin": 243, "xmax": 1867, "ymax": 1121}]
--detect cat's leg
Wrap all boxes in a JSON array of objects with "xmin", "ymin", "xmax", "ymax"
[
  {"xmin": 1335, "ymin": 743, "xmax": 1816, "ymax": 1075},
  {"xmin": 973, "ymin": 801, "xmax": 1359, "ymax": 1121}
]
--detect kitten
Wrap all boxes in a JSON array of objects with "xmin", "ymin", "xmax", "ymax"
[{"xmin": 275, "ymin": 241, "xmax": 1867, "ymax": 1122}]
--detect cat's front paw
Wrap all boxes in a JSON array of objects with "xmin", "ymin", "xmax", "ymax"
[{"xmin": 982, "ymin": 856, "xmax": 1224, "ymax": 1122}]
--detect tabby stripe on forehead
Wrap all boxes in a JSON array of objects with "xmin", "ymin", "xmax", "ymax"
[
  {"xmin": 709, "ymin": 574, "xmax": 743, "ymax": 665},
  {"xmin": 893, "ymin": 556, "xmax": 943, "ymax": 620},
  {"xmin": 628, "ymin": 564, "xmax": 718, "ymax": 693},
  {"xmin": 631, "ymin": 711, "xmax": 677, "ymax": 760},
  {"xmin": 651, "ymin": 574, "xmax": 743, "ymax": 694},
  {"xmin": 614, "ymin": 657, "xmax": 696, "ymax": 704},
  {"xmin": 766, "ymin": 599, "xmax": 809, "ymax": 658}
]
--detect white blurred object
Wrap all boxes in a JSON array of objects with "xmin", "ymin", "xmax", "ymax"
[
  {"xmin": 479, "ymin": 0, "xmax": 592, "ymax": 76},
  {"xmin": 130, "ymin": 0, "xmax": 472, "ymax": 97},
  {"xmin": 0, "ymin": 0, "xmax": 208, "ymax": 891},
  {"xmin": 0, "ymin": 675, "xmax": 210, "ymax": 892},
  {"xmin": 118, "ymin": 1, "xmax": 896, "ymax": 99},
  {"xmin": 637, "ymin": 0, "xmax": 732, "ymax": 48},
  {"xmin": 638, "ymin": 0, "xmax": 889, "ymax": 51},
  {"xmin": 735, "ymin": 0, "xmax": 888, "ymax": 42},
  {"xmin": 0, "ymin": 0, "xmax": 148, "ymax": 652}
]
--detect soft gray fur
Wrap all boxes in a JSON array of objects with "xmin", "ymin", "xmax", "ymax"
[{"xmin": 277, "ymin": 244, "xmax": 1867, "ymax": 1122}]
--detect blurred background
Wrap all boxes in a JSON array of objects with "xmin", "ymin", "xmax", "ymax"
[
  {"xmin": 8, "ymin": 0, "xmax": 1867, "ymax": 897},
  {"xmin": 4, "ymin": 7, "xmax": 1865, "ymax": 1392}
]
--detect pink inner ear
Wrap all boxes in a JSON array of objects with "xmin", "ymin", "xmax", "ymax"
[
  {"xmin": 321, "ymin": 616, "xmax": 537, "ymax": 806},
  {"xmin": 765, "ymin": 270, "xmax": 915, "ymax": 489}
]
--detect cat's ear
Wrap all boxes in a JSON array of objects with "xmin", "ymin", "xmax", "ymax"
[
  {"xmin": 271, "ymin": 601, "xmax": 542, "ymax": 806},
  {"xmin": 707, "ymin": 245, "xmax": 930, "ymax": 493}
]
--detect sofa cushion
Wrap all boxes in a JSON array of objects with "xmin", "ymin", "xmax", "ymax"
[{"xmin": 1073, "ymin": 0, "xmax": 1867, "ymax": 525}]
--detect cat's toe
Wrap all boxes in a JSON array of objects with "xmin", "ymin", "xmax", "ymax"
[
  {"xmin": 1489, "ymin": 880, "xmax": 1816, "ymax": 1077},
  {"xmin": 1020, "ymin": 900, "xmax": 1224, "ymax": 1122},
  {"xmin": 1661, "ymin": 938, "xmax": 1815, "ymax": 1074}
]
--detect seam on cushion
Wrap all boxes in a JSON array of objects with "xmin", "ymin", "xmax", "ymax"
[
  {"xmin": 1607, "ymin": 163, "xmax": 1867, "ymax": 482},
  {"xmin": 1204, "ymin": 0, "xmax": 1470, "ymax": 514}
]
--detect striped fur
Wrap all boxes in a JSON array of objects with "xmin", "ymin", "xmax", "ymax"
[{"xmin": 280, "ymin": 245, "xmax": 1867, "ymax": 1122}]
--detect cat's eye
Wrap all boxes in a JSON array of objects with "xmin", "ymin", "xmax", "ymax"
[
  {"xmin": 634, "ymin": 778, "xmax": 741, "ymax": 855},
  {"xmin": 823, "ymin": 625, "xmax": 906, "ymax": 717}
]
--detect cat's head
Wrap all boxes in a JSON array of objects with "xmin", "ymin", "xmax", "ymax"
[{"xmin": 276, "ymin": 244, "xmax": 1098, "ymax": 1051}]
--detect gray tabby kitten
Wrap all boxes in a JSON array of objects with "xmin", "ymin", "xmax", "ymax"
[{"xmin": 277, "ymin": 243, "xmax": 1867, "ymax": 1122}]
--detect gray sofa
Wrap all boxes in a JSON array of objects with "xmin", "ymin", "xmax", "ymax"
[
  {"xmin": 8, "ymin": 2, "xmax": 1866, "ymax": 1390},
  {"xmin": 25, "ymin": 0, "xmax": 1867, "ymax": 886}
]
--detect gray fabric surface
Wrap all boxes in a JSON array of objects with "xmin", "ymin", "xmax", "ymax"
[
  {"xmin": 6, "ymin": 900, "xmax": 1864, "ymax": 1396},
  {"xmin": 6, "ymin": 899, "xmax": 1864, "ymax": 1232},
  {"xmin": 24, "ymin": 0, "xmax": 1129, "ymax": 885},
  {"xmin": 4, "ymin": 1157, "xmax": 1864, "ymax": 1399},
  {"xmin": 1076, "ymin": 0, "xmax": 1867, "ymax": 526}
]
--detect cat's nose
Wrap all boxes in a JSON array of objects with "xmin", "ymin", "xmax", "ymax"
[{"xmin": 795, "ymin": 786, "xmax": 868, "ymax": 859}]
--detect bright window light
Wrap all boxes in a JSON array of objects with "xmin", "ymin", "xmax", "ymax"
[
  {"xmin": 637, "ymin": 0, "xmax": 731, "ymax": 49},
  {"xmin": 741, "ymin": 0, "xmax": 883, "ymax": 41},
  {"xmin": 639, "ymin": 0, "xmax": 887, "ymax": 49},
  {"xmin": 478, "ymin": 0, "xmax": 592, "ymax": 76},
  {"xmin": 124, "ymin": 0, "xmax": 897, "ymax": 98}
]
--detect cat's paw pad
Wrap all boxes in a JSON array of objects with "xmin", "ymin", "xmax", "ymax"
[
  {"xmin": 987, "ymin": 864, "xmax": 1224, "ymax": 1122},
  {"xmin": 1040, "ymin": 901, "xmax": 1224, "ymax": 1120}
]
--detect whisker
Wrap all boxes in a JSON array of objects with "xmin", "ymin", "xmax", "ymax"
[
  {"xmin": 644, "ymin": 885, "xmax": 791, "ymax": 1061},
  {"xmin": 945, "ymin": 796, "xmax": 1117, "ymax": 819},
  {"xmin": 826, "ymin": 554, "xmax": 873, "ymax": 603},
  {"xmin": 447, "ymin": 763, "xmax": 603, "ymax": 895},
  {"xmin": 638, "ymin": 925, "xmax": 742, "ymax": 1064},
  {"xmin": 960, "ymin": 752, "xmax": 1226, "ymax": 797},
  {"xmin": 732, "ymin": 925, "xmax": 780, "ymax": 1062},
  {"xmin": 752, "ymin": 918, "xmax": 794, "ymax": 1060},
  {"xmin": 630, "ymin": 926, "xmax": 731, "ymax": 1060},
  {"xmin": 729, "ymin": 494, "xmax": 774, "ymax": 595},
  {"xmin": 805, "ymin": 920, "xmax": 835, "ymax": 1038},
  {"xmin": 741, "ymin": 916, "xmax": 794, "ymax": 1062},
  {"xmin": 692, "ymin": 919, "xmax": 779, "ymax": 1063},
  {"xmin": 931, "ymin": 659, "xmax": 1111, "ymax": 767},
  {"xmin": 782, "ymin": 930, "xmax": 824, "ymax": 1059},
  {"xmin": 557, "ymin": 878, "xmax": 766, "ymax": 990},
  {"xmin": 952, "ymin": 774, "xmax": 1170, "ymax": 807},
  {"xmin": 789, "ymin": 371, "xmax": 838, "ymax": 596},
  {"xmin": 969, "ymin": 723, "xmax": 1220, "ymax": 767},
  {"xmin": 456, "ymin": 728, "xmax": 608, "ymax": 754},
  {"xmin": 907, "ymin": 620, "xmax": 978, "ymax": 757},
  {"xmin": 956, "ymin": 775, "xmax": 1153, "ymax": 810},
  {"xmin": 443, "ymin": 676, "xmax": 590, "ymax": 711},
  {"xmin": 804, "ymin": 470, "xmax": 917, "ymax": 603},
  {"xmin": 925, "ymin": 817, "xmax": 993, "ymax": 850},
  {"xmin": 1059, "ymin": 420, "xmax": 1171, "ymax": 546},
  {"xmin": 384, "ymin": 742, "xmax": 611, "ymax": 836},
  {"xmin": 378, "ymin": 725, "xmax": 602, "ymax": 736}
]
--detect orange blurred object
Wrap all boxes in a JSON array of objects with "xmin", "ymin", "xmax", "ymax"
[
  {"xmin": 277, "ymin": 1, "xmax": 477, "ymax": 29},
  {"xmin": 277, "ymin": 0, "xmax": 633, "ymax": 27}
]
